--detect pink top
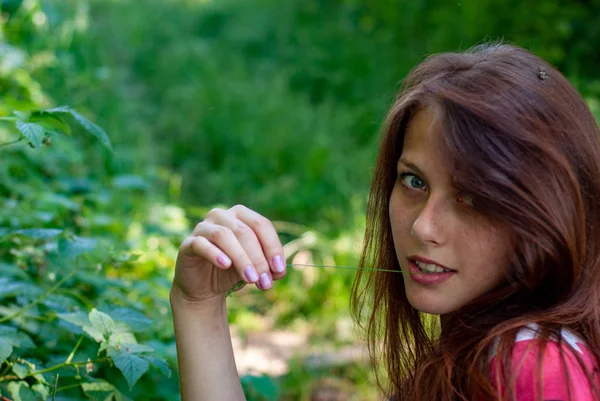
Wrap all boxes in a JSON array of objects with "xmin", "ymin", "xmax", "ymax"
[{"xmin": 489, "ymin": 324, "xmax": 600, "ymax": 400}]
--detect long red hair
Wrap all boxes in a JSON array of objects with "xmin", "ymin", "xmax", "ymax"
[{"xmin": 351, "ymin": 42, "xmax": 600, "ymax": 400}]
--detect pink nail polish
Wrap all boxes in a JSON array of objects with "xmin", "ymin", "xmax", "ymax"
[
  {"xmin": 244, "ymin": 265, "xmax": 259, "ymax": 283},
  {"xmin": 273, "ymin": 255, "xmax": 285, "ymax": 273},
  {"xmin": 259, "ymin": 273, "xmax": 272, "ymax": 289},
  {"xmin": 217, "ymin": 254, "xmax": 231, "ymax": 267}
]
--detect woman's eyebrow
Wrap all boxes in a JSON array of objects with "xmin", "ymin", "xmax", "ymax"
[{"xmin": 397, "ymin": 159, "xmax": 425, "ymax": 177}]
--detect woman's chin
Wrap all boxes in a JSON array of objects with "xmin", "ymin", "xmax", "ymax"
[{"xmin": 406, "ymin": 291, "xmax": 461, "ymax": 316}]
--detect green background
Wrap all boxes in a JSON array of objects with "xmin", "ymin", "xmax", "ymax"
[{"xmin": 1, "ymin": 0, "xmax": 599, "ymax": 399}]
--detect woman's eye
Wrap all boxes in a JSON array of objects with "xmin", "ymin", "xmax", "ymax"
[{"xmin": 399, "ymin": 173, "xmax": 426, "ymax": 190}]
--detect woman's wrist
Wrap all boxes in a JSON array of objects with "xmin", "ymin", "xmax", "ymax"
[{"xmin": 169, "ymin": 285, "xmax": 227, "ymax": 315}]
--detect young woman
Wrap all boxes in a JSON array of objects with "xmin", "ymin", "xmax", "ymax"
[{"xmin": 170, "ymin": 42, "xmax": 600, "ymax": 400}]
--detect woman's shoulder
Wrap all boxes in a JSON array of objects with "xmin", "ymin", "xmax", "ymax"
[{"xmin": 489, "ymin": 324, "xmax": 600, "ymax": 401}]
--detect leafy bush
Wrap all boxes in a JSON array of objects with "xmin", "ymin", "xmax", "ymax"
[{"xmin": 0, "ymin": 105, "xmax": 179, "ymax": 400}]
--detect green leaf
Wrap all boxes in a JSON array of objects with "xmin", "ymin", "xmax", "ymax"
[
  {"xmin": 56, "ymin": 311, "xmax": 89, "ymax": 328},
  {"xmin": 13, "ymin": 111, "xmax": 27, "ymax": 120},
  {"xmin": 81, "ymin": 381, "xmax": 116, "ymax": 401},
  {"xmin": 12, "ymin": 228, "xmax": 63, "ymax": 239},
  {"xmin": 31, "ymin": 384, "xmax": 49, "ymax": 400},
  {"xmin": 0, "ymin": 338, "xmax": 13, "ymax": 365},
  {"xmin": 114, "ymin": 391, "xmax": 133, "ymax": 401},
  {"xmin": 107, "ymin": 327, "xmax": 137, "ymax": 347},
  {"xmin": 46, "ymin": 106, "xmax": 113, "ymax": 152},
  {"xmin": 58, "ymin": 236, "xmax": 98, "ymax": 257},
  {"xmin": 69, "ymin": 110, "xmax": 113, "ymax": 152},
  {"xmin": 241, "ymin": 374, "xmax": 279, "ymax": 401},
  {"xmin": 112, "ymin": 175, "xmax": 148, "ymax": 190},
  {"xmin": 0, "ymin": 278, "xmax": 26, "ymax": 298},
  {"xmin": 30, "ymin": 111, "xmax": 71, "ymax": 135},
  {"xmin": 12, "ymin": 362, "xmax": 29, "ymax": 379},
  {"xmin": 57, "ymin": 312, "xmax": 103, "ymax": 342},
  {"xmin": 110, "ymin": 350, "xmax": 149, "ymax": 390},
  {"xmin": 42, "ymin": 293, "xmax": 80, "ymax": 313},
  {"xmin": 146, "ymin": 356, "xmax": 171, "ymax": 378},
  {"xmin": 0, "ymin": 263, "xmax": 28, "ymax": 279},
  {"xmin": 15, "ymin": 121, "xmax": 44, "ymax": 149},
  {"xmin": 89, "ymin": 309, "xmax": 115, "ymax": 337},
  {"xmin": 40, "ymin": 193, "xmax": 79, "ymax": 211},
  {"xmin": 117, "ymin": 344, "xmax": 154, "ymax": 354},
  {"xmin": 0, "ymin": 325, "xmax": 35, "ymax": 349},
  {"xmin": 109, "ymin": 308, "xmax": 152, "ymax": 332},
  {"xmin": 7, "ymin": 381, "xmax": 37, "ymax": 401},
  {"xmin": 45, "ymin": 106, "xmax": 71, "ymax": 114}
]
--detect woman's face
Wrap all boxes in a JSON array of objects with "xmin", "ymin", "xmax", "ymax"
[{"xmin": 389, "ymin": 107, "xmax": 513, "ymax": 316}]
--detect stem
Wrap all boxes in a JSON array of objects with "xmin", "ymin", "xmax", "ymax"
[
  {"xmin": 52, "ymin": 374, "xmax": 58, "ymax": 401},
  {"xmin": 25, "ymin": 358, "xmax": 109, "ymax": 378},
  {"xmin": 55, "ymin": 383, "xmax": 81, "ymax": 393},
  {"xmin": 0, "ymin": 363, "xmax": 11, "ymax": 377},
  {"xmin": 0, "ymin": 267, "xmax": 77, "ymax": 324},
  {"xmin": 0, "ymin": 138, "xmax": 22, "ymax": 148},
  {"xmin": 65, "ymin": 335, "xmax": 84, "ymax": 364}
]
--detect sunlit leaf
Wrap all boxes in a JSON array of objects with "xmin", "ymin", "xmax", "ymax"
[
  {"xmin": 31, "ymin": 384, "xmax": 49, "ymax": 400},
  {"xmin": 12, "ymin": 362, "xmax": 29, "ymax": 379},
  {"xmin": 7, "ymin": 381, "xmax": 37, "ymax": 401},
  {"xmin": 57, "ymin": 312, "xmax": 103, "ymax": 342},
  {"xmin": 81, "ymin": 381, "xmax": 116, "ymax": 401},
  {"xmin": 15, "ymin": 121, "xmax": 44, "ymax": 149},
  {"xmin": 89, "ymin": 309, "xmax": 115, "ymax": 337}
]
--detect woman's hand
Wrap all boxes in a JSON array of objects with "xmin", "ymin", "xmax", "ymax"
[{"xmin": 171, "ymin": 205, "xmax": 287, "ymax": 307}]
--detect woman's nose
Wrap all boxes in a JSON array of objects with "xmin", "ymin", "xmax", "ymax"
[{"xmin": 411, "ymin": 196, "xmax": 448, "ymax": 246}]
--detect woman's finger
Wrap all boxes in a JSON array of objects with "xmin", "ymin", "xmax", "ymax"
[
  {"xmin": 194, "ymin": 222, "xmax": 260, "ymax": 285},
  {"xmin": 178, "ymin": 235, "xmax": 232, "ymax": 269},
  {"xmin": 209, "ymin": 208, "xmax": 275, "ymax": 290},
  {"xmin": 230, "ymin": 205, "xmax": 287, "ymax": 280}
]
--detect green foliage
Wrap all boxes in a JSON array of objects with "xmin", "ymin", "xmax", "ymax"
[
  {"xmin": 0, "ymin": 113, "xmax": 174, "ymax": 399},
  {"xmin": 0, "ymin": 8, "xmax": 177, "ymax": 398},
  {"xmin": 241, "ymin": 375, "xmax": 279, "ymax": 401},
  {"xmin": 3, "ymin": 106, "xmax": 112, "ymax": 151}
]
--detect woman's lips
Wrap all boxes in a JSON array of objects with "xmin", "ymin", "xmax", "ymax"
[
  {"xmin": 407, "ymin": 260, "xmax": 456, "ymax": 285},
  {"xmin": 409, "ymin": 255, "xmax": 455, "ymax": 272}
]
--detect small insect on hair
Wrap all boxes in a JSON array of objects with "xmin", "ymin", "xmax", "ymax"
[{"xmin": 537, "ymin": 67, "xmax": 549, "ymax": 81}]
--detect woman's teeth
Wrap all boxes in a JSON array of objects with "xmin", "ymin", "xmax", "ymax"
[{"xmin": 415, "ymin": 261, "xmax": 448, "ymax": 273}]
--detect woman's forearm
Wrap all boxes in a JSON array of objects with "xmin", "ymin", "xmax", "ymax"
[{"xmin": 171, "ymin": 291, "xmax": 245, "ymax": 401}]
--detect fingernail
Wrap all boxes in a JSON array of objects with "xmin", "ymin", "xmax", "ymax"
[
  {"xmin": 273, "ymin": 255, "xmax": 285, "ymax": 273},
  {"xmin": 217, "ymin": 254, "xmax": 231, "ymax": 267},
  {"xmin": 244, "ymin": 265, "xmax": 259, "ymax": 283},
  {"xmin": 259, "ymin": 273, "xmax": 272, "ymax": 290}
]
